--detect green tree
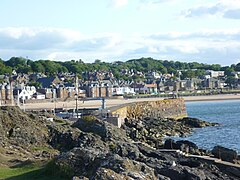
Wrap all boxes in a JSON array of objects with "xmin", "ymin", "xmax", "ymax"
[
  {"xmin": 31, "ymin": 62, "xmax": 45, "ymax": 73},
  {"xmin": 182, "ymin": 70, "xmax": 195, "ymax": 79},
  {"xmin": 225, "ymin": 76, "xmax": 236, "ymax": 87},
  {"xmin": 195, "ymin": 69, "xmax": 205, "ymax": 77},
  {"xmin": 0, "ymin": 61, "xmax": 12, "ymax": 74},
  {"xmin": 224, "ymin": 67, "xmax": 234, "ymax": 76}
]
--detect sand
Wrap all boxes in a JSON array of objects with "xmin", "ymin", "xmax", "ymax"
[{"xmin": 23, "ymin": 94, "xmax": 240, "ymax": 110}]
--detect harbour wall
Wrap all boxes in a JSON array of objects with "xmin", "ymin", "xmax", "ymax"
[{"xmin": 106, "ymin": 98, "xmax": 187, "ymax": 127}]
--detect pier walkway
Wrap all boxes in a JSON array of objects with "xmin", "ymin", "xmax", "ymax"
[{"xmin": 158, "ymin": 149, "xmax": 240, "ymax": 169}]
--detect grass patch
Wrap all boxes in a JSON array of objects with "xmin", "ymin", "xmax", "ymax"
[
  {"xmin": 53, "ymin": 119, "xmax": 68, "ymax": 125},
  {"xmin": 0, "ymin": 160, "xmax": 71, "ymax": 180},
  {"xmin": 31, "ymin": 146, "xmax": 55, "ymax": 153},
  {"xmin": 82, "ymin": 115, "xmax": 96, "ymax": 123}
]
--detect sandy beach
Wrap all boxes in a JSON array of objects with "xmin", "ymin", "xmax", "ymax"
[{"xmin": 22, "ymin": 94, "xmax": 240, "ymax": 111}]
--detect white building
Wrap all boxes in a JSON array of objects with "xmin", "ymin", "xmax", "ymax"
[
  {"xmin": 112, "ymin": 87, "xmax": 135, "ymax": 96},
  {"xmin": 13, "ymin": 86, "xmax": 36, "ymax": 101},
  {"xmin": 206, "ymin": 70, "xmax": 225, "ymax": 78},
  {"xmin": 32, "ymin": 92, "xmax": 45, "ymax": 99}
]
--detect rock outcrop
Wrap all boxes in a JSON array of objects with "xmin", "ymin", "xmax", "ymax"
[
  {"xmin": 212, "ymin": 146, "xmax": 238, "ymax": 162},
  {"xmin": 0, "ymin": 106, "xmax": 238, "ymax": 179},
  {"xmin": 54, "ymin": 116, "xmax": 238, "ymax": 179},
  {"xmin": 0, "ymin": 106, "xmax": 49, "ymax": 148},
  {"xmin": 122, "ymin": 116, "xmax": 218, "ymax": 149}
]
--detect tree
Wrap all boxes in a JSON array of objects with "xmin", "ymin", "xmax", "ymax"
[
  {"xmin": 0, "ymin": 61, "xmax": 12, "ymax": 74},
  {"xmin": 224, "ymin": 67, "xmax": 234, "ymax": 76},
  {"xmin": 6, "ymin": 57, "xmax": 27, "ymax": 67},
  {"xmin": 31, "ymin": 62, "xmax": 45, "ymax": 73},
  {"xmin": 234, "ymin": 63, "xmax": 240, "ymax": 71},
  {"xmin": 225, "ymin": 76, "xmax": 236, "ymax": 87},
  {"xmin": 182, "ymin": 70, "xmax": 195, "ymax": 79},
  {"xmin": 158, "ymin": 64, "xmax": 167, "ymax": 74},
  {"xmin": 195, "ymin": 69, "xmax": 205, "ymax": 77},
  {"xmin": 17, "ymin": 65, "xmax": 32, "ymax": 74}
]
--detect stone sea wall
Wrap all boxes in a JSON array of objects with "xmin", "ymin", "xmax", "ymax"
[{"xmin": 109, "ymin": 98, "xmax": 187, "ymax": 127}]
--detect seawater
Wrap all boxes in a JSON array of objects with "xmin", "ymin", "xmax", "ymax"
[{"xmin": 174, "ymin": 100, "xmax": 240, "ymax": 153}]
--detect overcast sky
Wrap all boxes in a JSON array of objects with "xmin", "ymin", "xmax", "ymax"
[{"xmin": 1, "ymin": 0, "xmax": 240, "ymax": 65}]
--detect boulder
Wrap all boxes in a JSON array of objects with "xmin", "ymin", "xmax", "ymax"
[
  {"xmin": 176, "ymin": 140, "xmax": 199, "ymax": 154},
  {"xmin": 156, "ymin": 166, "xmax": 207, "ymax": 180},
  {"xmin": 163, "ymin": 139, "xmax": 177, "ymax": 149},
  {"xmin": 181, "ymin": 117, "xmax": 218, "ymax": 128},
  {"xmin": 72, "ymin": 116, "xmax": 128, "ymax": 142},
  {"xmin": 212, "ymin": 146, "xmax": 238, "ymax": 162},
  {"xmin": 163, "ymin": 139, "xmax": 199, "ymax": 154}
]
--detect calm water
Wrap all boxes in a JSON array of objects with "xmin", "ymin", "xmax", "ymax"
[{"xmin": 174, "ymin": 100, "xmax": 240, "ymax": 153}]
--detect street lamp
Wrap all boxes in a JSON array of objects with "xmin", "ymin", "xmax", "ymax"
[{"xmin": 75, "ymin": 94, "xmax": 78, "ymax": 119}]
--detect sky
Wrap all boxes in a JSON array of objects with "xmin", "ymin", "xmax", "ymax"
[{"xmin": 1, "ymin": 0, "xmax": 240, "ymax": 65}]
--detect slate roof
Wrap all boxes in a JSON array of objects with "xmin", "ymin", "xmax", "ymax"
[{"xmin": 37, "ymin": 77, "xmax": 56, "ymax": 88}]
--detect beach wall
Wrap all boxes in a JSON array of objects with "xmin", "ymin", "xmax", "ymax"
[{"xmin": 108, "ymin": 98, "xmax": 187, "ymax": 127}]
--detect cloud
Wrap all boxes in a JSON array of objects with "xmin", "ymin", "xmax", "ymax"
[
  {"xmin": 0, "ymin": 27, "xmax": 122, "ymax": 62},
  {"xmin": 0, "ymin": 27, "xmax": 82, "ymax": 50},
  {"xmin": 138, "ymin": 0, "xmax": 177, "ymax": 9},
  {"xmin": 140, "ymin": 0, "xmax": 177, "ymax": 4},
  {"xmin": 182, "ymin": 3, "xmax": 223, "ymax": 18},
  {"xmin": 148, "ymin": 29, "xmax": 240, "ymax": 41},
  {"xmin": 0, "ymin": 27, "xmax": 240, "ymax": 65},
  {"xmin": 224, "ymin": 9, "xmax": 240, "ymax": 19},
  {"xmin": 111, "ymin": 0, "xmax": 128, "ymax": 8},
  {"xmin": 128, "ymin": 29, "xmax": 240, "ymax": 64},
  {"xmin": 181, "ymin": 0, "xmax": 240, "ymax": 19}
]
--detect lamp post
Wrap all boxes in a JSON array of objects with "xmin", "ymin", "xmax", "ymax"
[{"xmin": 75, "ymin": 94, "xmax": 78, "ymax": 119}]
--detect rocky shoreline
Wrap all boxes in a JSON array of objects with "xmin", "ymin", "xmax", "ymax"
[
  {"xmin": 57, "ymin": 116, "xmax": 239, "ymax": 179},
  {"xmin": 0, "ymin": 106, "xmax": 240, "ymax": 179},
  {"xmin": 123, "ymin": 116, "xmax": 219, "ymax": 150}
]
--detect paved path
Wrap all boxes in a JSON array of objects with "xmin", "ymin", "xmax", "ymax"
[
  {"xmin": 23, "ymin": 97, "xmax": 165, "ymax": 110},
  {"xmin": 158, "ymin": 149, "xmax": 240, "ymax": 168},
  {"xmin": 22, "ymin": 94, "xmax": 240, "ymax": 110}
]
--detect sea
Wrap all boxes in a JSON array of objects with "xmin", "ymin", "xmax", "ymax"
[{"xmin": 174, "ymin": 100, "xmax": 240, "ymax": 153}]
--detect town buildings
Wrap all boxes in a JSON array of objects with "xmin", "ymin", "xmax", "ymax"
[{"xmin": 0, "ymin": 68, "xmax": 239, "ymax": 106}]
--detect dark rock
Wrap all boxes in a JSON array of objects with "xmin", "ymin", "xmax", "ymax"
[
  {"xmin": 181, "ymin": 117, "xmax": 219, "ymax": 128},
  {"xmin": 212, "ymin": 146, "xmax": 238, "ymax": 162},
  {"xmin": 163, "ymin": 139, "xmax": 202, "ymax": 155},
  {"xmin": 56, "ymin": 147, "xmax": 107, "ymax": 177},
  {"xmin": 157, "ymin": 174, "xmax": 171, "ymax": 180},
  {"xmin": 48, "ymin": 124, "xmax": 82, "ymax": 151},
  {"xmin": 72, "ymin": 116, "xmax": 128, "ymax": 142},
  {"xmin": 156, "ymin": 166, "xmax": 186, "ymax": 180},
  {"xmin": 0, "ymin": 106, "xmax": 49, "ymax": 147},
  {"xmin": 183, "ymin": 168, "xmax": 206, "ymax": 180},
  {"xmin": 176, "ymin": 140, "xmax": 198, "ymax": 149},
  {"xmin": 114, "ymin": 142, "xmax": 140, "ymax": 159},
  {"xmin": 179, "ymin": 159, "xmax": 201, "ymax": 168},
  {"xmin": 138, "ymin": 143, "xmax": 172, "ymax": 161},
  {"xmin": 176, "ymin": 140, "xmax": 199, "ymax": 154},
  {"xmin": 225, "ymin": 167, "xmax": 240, "ymax": 178},
  {"xmin": 94, "ymin": 168, "xmax": 128, "ymax": 180},
  {"xmin": 157, "ymin": 166, "xmax": 208, "ymax": 180},
  {"xmin": 163, "ymin": 139, "xmax": 177, "ymax": 149}
]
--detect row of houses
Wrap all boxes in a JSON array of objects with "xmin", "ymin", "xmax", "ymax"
[
  {"xmin": 0, "ymin": 77, "xmax": 228, "ymax": 105},
  {"xmin": 0, "ymin": 68, "xmax": 239, "ymax": 105}
]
